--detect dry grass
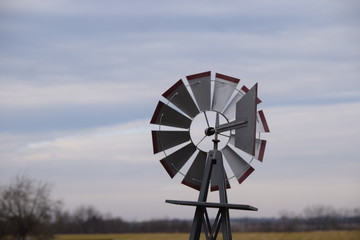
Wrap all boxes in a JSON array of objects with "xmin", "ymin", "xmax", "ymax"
[
  {"xmin": 232, "ymin": 231, "xmax": 360, "ymax": 240},
  {"xmin": 56, "ymin": 233, "xmax": 188, "ymax": 240},
  {"xmin": 55, "ymin": 231, "xmax": 360, "ymax": 240}
]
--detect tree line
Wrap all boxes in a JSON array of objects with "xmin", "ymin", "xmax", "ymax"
[
  {"xmin": 231, "ymin": 206, "xmax": 360, "ymax": 232},
  {"xmin": 1, "ymin": 175, "xmax": 359, "ymax": 240},
  {"xmin": 53, "ymin": 206, "xmax": 192, "ymax": 234},
  {"xmin": 52, "ymin": 205, "xmax": 360, "ymax": 234}
]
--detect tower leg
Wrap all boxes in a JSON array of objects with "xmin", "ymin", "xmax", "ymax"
[
  {"xmin": 213, "ymin": 150, "xmax": 232, "ymax": 240},
  {"xmin": 189, "ymin": 151, "xmax": 214, "ymax": 240},
  {"xmin": 189, "ymin": 150, "xmax": 233, "ymax": 240}
]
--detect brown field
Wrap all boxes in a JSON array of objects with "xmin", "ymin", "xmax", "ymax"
[{"xmin": 55, "ymin": 230, "xmax": 360, "ymax": 240}]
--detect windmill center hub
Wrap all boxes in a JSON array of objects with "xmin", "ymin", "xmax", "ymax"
[
  {"xmin": 189, "ymin": 110, "xmax": 229, "ymax": 152},
  {"xmin": 204, "ymin": 127, "xmax": 215, "ymax": 136}
]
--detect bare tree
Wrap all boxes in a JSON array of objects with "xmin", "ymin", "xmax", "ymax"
[
  {"xmin": 71, "ymin": 205, "xmax": 104, "ymax": 233},
  {"xmin": 303, "ymin": 204, "xmax": 339, "ymax": 230},
  {"xmin": 0, "ymin": 175, "xmax": 61, "ymax": 240},
  {"xmin": 278, "ymin": 210, "xmax": 301, "ymax": 231}
]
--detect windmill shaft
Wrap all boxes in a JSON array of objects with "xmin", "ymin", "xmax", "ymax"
[{"xmin": 216, "ymin": 120, "xmax": 248, "ymax": 133}]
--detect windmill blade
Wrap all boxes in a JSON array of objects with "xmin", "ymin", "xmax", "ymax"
[
  {"xmin": 152, "ymin": 130, "xmax": 190, "ymax": 154},
  {"xmin": 234, "ymin": 83, "xmax": 258, "ymax": 155},
  {"xmin": 150, "ymin": 101, "xmax": 192, "ymax": 129},
  {"xmin": 229, "ymin": 133, "xmax": 267, "ymax": 162},
  {"xmin": 212, "ymin": 73, "xmax": 239, "ymax": 112},
  {"xmin": 223, "ymin": 85, "xmax": 262, "ymax": 121},
  {"xmin": 256, "ymin": 110, "xmax": 270, "ymax": 132},
  {"xmin": 162, "ymin": 79, "xmax": 199, "ymax": 118},
  {"xmin": 255, "ymin": 139, "xmax": 267, "ymax": 162},
  {"xmin": 222, "ymin": 86, "xmax": 246, "ymax": 120},
  {"xmin": 210, "ymin": 150, "xmax": 231, "ymax": 192},
  {"xmin": 160, "ymin": 142, "xmax": 197, "ymax": 178},
  {"xmin": 229, "ymin": 133, "xmax": 236, "ymax": 146},
  {"xmin": 210, "ymin": 167, "xmax": 231, "ymax": 192},
  {"xmin": 182, "ymin": 151, "xmax": 207, "ymax": 191},
  {"xmin": 222, "ymin": 146, "xmax": 254, "ymax": 184},
  {"xmin": 187, "ymin": 71, "xmax": 211, "ymax": 111}
]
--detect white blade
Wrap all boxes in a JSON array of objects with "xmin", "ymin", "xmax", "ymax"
[
  {"xmin": 212, "ymin": 73, "xmax": 239, "ymax": 112},
  {"xmin": 255, "ymin": 139, "xmax": 267, "ymax": 162},
  {"xmin": 223, "ymin": 85, "xmax": 262, "ymax": 121},
  {"xmin": 150, "ymin": 101, "xmax": 192, "ymax": 129},
  {"xmin": 187, "ymin": 71, "xmax": 211, "ymax": 111},
  {"xmin": 182, "ymin": 151, "xmax": 207, "ymax": 191},
  {"xmin": 210, "ymin": 166, "xmax": 231, "ymax": 191},
  {"xmin": 222, "ymin": 146, "xmax": 254, "ymax": 184},
  {"xmin": 162, "ymin": 79, "xmax": 199, "ymax": 118},
  {"xmin": 160, "ymin": 142, "xmax": 197, "ymax": 178},
  {"xmin": 222, "ymin": 86, "xmax": 247, "ymax": 120},
  {"xmin": 151, "ymin": 130, "xmax": 190, "ymax": 154},
  {"xmin": 256, "ymin": 110, "xmax": 270, "ymax": 132}
]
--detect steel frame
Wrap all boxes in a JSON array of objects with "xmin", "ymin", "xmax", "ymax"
[
  {"xmin": 166, "ymin": 112, "xmax": 257, "ymax": 240},
  {"xmin": 188, "ymin": 149, "xmax": 231, "ymax": 240}
]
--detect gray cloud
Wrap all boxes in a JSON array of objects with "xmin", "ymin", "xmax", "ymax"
[{"xmin": 1, "ymin": 0, "xmax": 359, "ymax": 220}]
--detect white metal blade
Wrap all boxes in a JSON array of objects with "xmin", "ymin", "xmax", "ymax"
[
  {"xmin": 229, "ymin": 133, "xmax": 235, "ymax": 146},
  {"xmin": 210, "ymin": 167, "xmax": 231, "ymax": 192},
  {"xmin": 150, "ymin": 101, "xmax": 192, "ymax": 129},
  {"xmin": 162, "ymin": 79, "xmax": 199, "ymax": 118},
  {"xmin": 222, "ymin": 86, "xmax": 247, "ymax": 120},
  {"xmin": 187, "ymin": 71, "xmax": 211, "ymax": 111},
  {"xmin": 160, "ymin": 142, "xmax": 197, "ymax": 178},
  {"xmin": 151, "ymin": 130, "xmax": 190, "ymax": 154},
  {"xmin": 255, "ymin": 139, "xmax": 267, "ymax": 162},
  {"xmin": 222, "ymin": 146, "xmax": 254, "ymax": 184},
  {"xmin": 181, "ymin": 151, "xmax": 207, "ymax": 191},
  {"xmin": 212, "ymin": 73, "xmax": 239, "ymax": 112},
  {"xmin": 210, "ymin": 150, "xmax": 231, "ymax": 192},
  {"xmin": 256, "ymin": 110, "xmax": 270, "ymax": 132}
]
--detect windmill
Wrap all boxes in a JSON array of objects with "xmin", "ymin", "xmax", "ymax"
[{"xmin": 150, "ymin": 71, "xmax": 269, "ymax": 240}]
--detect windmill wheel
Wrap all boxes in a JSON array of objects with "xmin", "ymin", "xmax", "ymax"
[{"xmin": 150, "ymin": 71, "xmax": 269, "ymax": 191}]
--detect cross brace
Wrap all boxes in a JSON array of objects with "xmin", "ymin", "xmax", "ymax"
[{"xmin": 166, "ymin": 150, "xmax": 257, "ymax": 240}]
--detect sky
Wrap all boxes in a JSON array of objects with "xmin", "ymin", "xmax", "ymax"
[{"xmin": 0, "ymin": 0, "xmax": 359, "ymax": 221}]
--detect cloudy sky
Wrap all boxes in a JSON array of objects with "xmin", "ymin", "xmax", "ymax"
[{"xmin": 1, "ymin": 0, "xmax": 359, "ymax": 220}]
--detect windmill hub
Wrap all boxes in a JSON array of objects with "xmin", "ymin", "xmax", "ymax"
[
  {"xmin": 189, "ymin": 110, "xmax": 229, "ymax": 152},
  {"xmin": 204, "ymin": 127, "xmax": 215, "ymax": 136}
]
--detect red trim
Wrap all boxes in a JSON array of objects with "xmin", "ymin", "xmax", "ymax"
[
  {"xmin": 160, "ymin": 159, "xmax": 175, "ymax": 178},
  {"xmin": 162, "ymin": 79, "xmax": 183, "ymax": 98},
  {"xmin": 182, "ymin": 179, "xmax": 201, "ymax": 191},
  {"xmin": 186, "ymin": 71, "xmax": 211, "ymax": 81},
  {"xmin": 241, "ymin": 85, "xmax": 262, "ymax": 104},
  {"xmin": 151, "ymin": 131, "xmax": 159, "ymax": 154},
  {"xmin": 241, "ymin": 85, "xmax": 249, "ymax": 92},
  {"xmin": 238, "ymin": 167, "xmax": 254, "ymax": 184},
  {"xmin": 210, "ymin": 182, "xmax": 231, "ymax": 192},
  {"xmin": 215, "ymin": 73, "xmax": 240, "ymax": 83},
  {"xmin": 150, "ymin": 101, "xmax": 164, "ymax": 124},
  {"xmin": 257, "ymin": 140, "xmax": 266, "ymax": 162},
  {"xmin": 258, "ymin": 110, "xmax": 270, "ymax": 132}
]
